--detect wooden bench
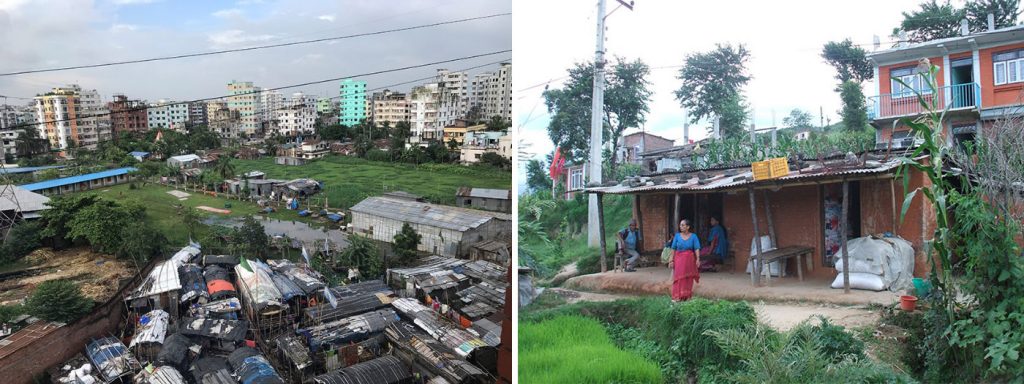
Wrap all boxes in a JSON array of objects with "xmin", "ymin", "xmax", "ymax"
[{"xmin": 751, "ymin": 245, "xmax": 814, "ymax": 282}]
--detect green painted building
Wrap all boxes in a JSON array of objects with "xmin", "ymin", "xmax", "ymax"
[{"xmin": 339, "ymin": 79, "xmax": 367, "ymax": 126}]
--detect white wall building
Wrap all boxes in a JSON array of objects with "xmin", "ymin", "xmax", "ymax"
[
  {"xmin": 274, "ymin": 92, "xmax": 317, "ymax": 136},
  {"xmin": 146, "ymin": 99, "xmax": 190, "ymax": 131},
  {"xmin": 436, "ymin": 69, "xmax": 469, "ymax": 128},
  {"xmin": 410, "ymin": 83, "xmax": 440, "ymax": 140},
  {"xmin": 471, "ymin": 63, "xmax": 512, "ymax": 124}
]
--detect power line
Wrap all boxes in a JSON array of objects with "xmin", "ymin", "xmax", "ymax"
[
  {"xmin": 0, "ymin": 13, "xmax": 511, "ymax": 77},
  {"xmin": 4, "ymin": 49, "xmax": 510, "ymax": 131}
]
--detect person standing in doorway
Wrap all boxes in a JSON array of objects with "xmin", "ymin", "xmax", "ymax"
[
  {"xmin": 703, "ymin": 216, "xmax": 729, "ymax": 271},
  {"xmin": 618, "ymin": 219, "xmax": 642, "ymax": 272},
  {"xmin": 669, "ymin": 219, "xmax": 701, "ymax": 302}
]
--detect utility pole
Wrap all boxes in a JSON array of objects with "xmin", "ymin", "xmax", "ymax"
[{"xmin": 587, "ymin": 0, "xmax": 633, "ymax": 246}]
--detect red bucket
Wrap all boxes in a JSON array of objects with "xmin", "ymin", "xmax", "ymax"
[{"xmin": 900, "ymin": 295, "xmax": 918, "ymax": 312}]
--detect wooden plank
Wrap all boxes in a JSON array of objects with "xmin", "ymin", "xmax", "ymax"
[
  {"xmin": 748, "ymin": 186, "xmax": 763, "ymax": 286},
  {"xmin": 762, "ymin": 190, "xmax": 777, "ymax": 249},
  {"xmin": 841, "ymin": 180, "xmax": 850, "ymax": 294},
  {"xmin": 634, "ymin": 194, "xmax": 644, "ymax": 251},
  {"xmin": 598, "ymin": 193, "xmax": 607, "ymax": 273}
]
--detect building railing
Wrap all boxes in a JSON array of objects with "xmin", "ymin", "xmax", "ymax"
[{"xmin": 868, "ymin": 82, "xmax": 981, "ymax": 120}]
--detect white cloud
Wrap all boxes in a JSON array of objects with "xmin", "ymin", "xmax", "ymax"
[
  {"xmin": 212, "ymin": 8, "xmax": 243, "ymax": 18},
  {"xmin": 208, "ymin": 29, "xmax": 275, "ymax": 47},
  {"xmin": 109, "ymin": 24, "xmax": 138, "ymax": 33},
  {"xmin": 317, "ymin": 14, "xmax": 335, "ymax": 22}
]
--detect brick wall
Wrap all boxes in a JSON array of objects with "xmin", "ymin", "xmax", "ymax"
[
  {"xmin": 0, "ymin": 257, "xmax": 158, "ymax": 384},
  {"xmin": 637, "ymin": 194, "xmax": 672, "ymax": 253}
]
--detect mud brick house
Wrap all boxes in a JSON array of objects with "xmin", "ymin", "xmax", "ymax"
[
  {"xmin": 867, "ymin": 22, "xmax": 1024, "ymax": 148},
  {"xmin": 586, "ymin": 154, "xmax": 938, "ymax": 284}
]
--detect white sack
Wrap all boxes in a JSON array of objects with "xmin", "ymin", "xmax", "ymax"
[{"xmin": 831, "ymin": 272, "xmax": 886, "ymax": 291}]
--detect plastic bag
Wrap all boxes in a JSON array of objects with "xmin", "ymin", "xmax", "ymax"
[{"xmin": 661, "ymin": 247, "xmax": 673, "ymax": 263}]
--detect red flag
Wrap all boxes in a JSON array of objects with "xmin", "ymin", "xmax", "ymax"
[{"xmin": 549, "ymin": 147, "xmax": 566, "ymax": 179}]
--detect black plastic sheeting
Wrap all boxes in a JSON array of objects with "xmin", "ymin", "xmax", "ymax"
[
  {"xmin": 303, "ymin": 292, "xmax": 390, "ymax": 324},
  {"xmin": 179, "ymin": 264, "xmax": 210, "ymax": 303},
  {"xmin": 178, "ymin": 317, "xmax": 248, "ymax": 341},
  {"xmin": 203, "ymin": 254, "xmax": 240, "ymax": 267},
  {"xmin": 297, "ymin": 309, "xmax": 399, "ymax": 352},
  {"xmin": 204, "ymin": 265, "xmax": 237, "ymax": 301},
  {"xmin": 228, "ymin": 347, "xmax": 286, "ymax": 384},
  {"xmin": 156, "ymin": 333, "xmax": 192, "ymax": 370},
  {"xmin": 271, "ymin": 272, "xmax": 304, "ymax": 301},
  {"xmin": 312, "ymin": 356, "xmax": 413, "ymax": 384},
  {"xmin": 190, "ymin": 356, "xmax": 235, "ymax": 384},
  {"xmin": 331, "ymin": 280, "xmax": 390, "ymax": 300}
]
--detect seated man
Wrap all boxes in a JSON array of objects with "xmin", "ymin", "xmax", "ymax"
[{"xmin": 618, "ymin": 219, "xmax": 642, "ymax": 272}]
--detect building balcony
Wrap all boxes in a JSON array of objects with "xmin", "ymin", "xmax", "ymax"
[{"xmin": 868, "ymin": 82, "xmax": 980, "ymax": 121}]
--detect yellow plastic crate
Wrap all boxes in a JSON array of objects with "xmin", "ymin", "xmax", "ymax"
[{"xmin": 752, "ymin": 157, "xmax": 789, "ymax": 180}]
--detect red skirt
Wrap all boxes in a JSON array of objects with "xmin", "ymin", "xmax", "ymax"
[{"xmin": 672, "ymin": 249, "xmax": 699, "ymax": 301}]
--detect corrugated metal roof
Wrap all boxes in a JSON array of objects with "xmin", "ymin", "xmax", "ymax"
[
  {"xmin": 351, "ymin": 197, "xmax": 508, "ymax": 232},
  {"xmin": 127, "ymin": 259, "xmax": 182, "ymax": 300},
  {"xmin": 19, "ymin": 167, "xmax": 138, "ymax": 191},
  {"xmin": 169, "ymin": 154, "xmax": 200, "ymax": 162},
  {"xmin": 0, "ymin": 185, "xmax": 50, "ymax": 212},
  {"xmin": 0, "ymin": 165, "xmax": 64, "ymax": 175},
  {"xmin": 588, "ymin": 158, "xmax": 907, "ymax": 195},
  {"xmin": 129, "ymin": 310, "xmax": 169, "ymax": 348},
  {"xmin": 466, "ymin": 188, "xmax": 510, "ymax": 200}
]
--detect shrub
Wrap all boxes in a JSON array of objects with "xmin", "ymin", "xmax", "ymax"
[
  {"xmin": 520, "ymin": 315, "xmax": 663, "ymax": 383},
  {"xmin": 26, "ymin": 280, "xmax": 93, "ymax": 323},
  {"xmin": 808, "ymin": 315, "xmax": 866, "ymax": 363},
  {"xmin": 366, "ymin": 149, "xmax": 390, "ymax": 162},
  {"xmin": 0, "ymin": 304, "xmax": 25, "ymax": 324},
  {"xmin": 0, "ymin": 221, "xmax": 42, "ymax": 263}
]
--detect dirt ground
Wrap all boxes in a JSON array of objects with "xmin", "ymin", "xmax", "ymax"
[
  {"xmin": 546, "ymin": 287, "xmax": 880, "ymax": 332},
  {"xmin": 0, "ymin": 247, "xmax": 136, "ymax": 305}
]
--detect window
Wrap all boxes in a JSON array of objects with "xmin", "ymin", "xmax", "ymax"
[
  {"xmin": 890, "ymin": 66, "xmax": 932, "ymax": 96},
  {"xmin": 994, "ymin": 49, "xmax": 1024, "ymax": 85},
  {"xmin": 569, "ymin": 168, "xmax": 585, "ymax": 190}
]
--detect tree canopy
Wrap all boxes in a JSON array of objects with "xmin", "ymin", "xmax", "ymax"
[
  {"xmin": 782, "ymin": 109, "xmax": 815, "ymax": 129},
  {"xmin": 393, "ymin": 222, "xmax": 421, "ymax": 266},
  {"xmin": 821, "ymin": 39, "xmax": 873, "ymax": 86},
  {"xmin": 337, "ymin": 234, "xmax": 383, "ymax": 281},
  {"xmin": 26, "ymin": 280, "xmax": 93, "ymax": 323},
  {"xmin": 894, "ymin": 0, "xmax": 1020, "ymax": 43},
  {"xmin": 674, "ymin": 44, "xmax": 751, "ymax": 138},
  {"xmin": 230, "ymin": 216, "xmax": 269, "ymax": 259},
  {"xmin": 526, "ymin": 158, "xmax": 552, "ymax": 192},
  {"xmin": 545, "ymin": 57, "xmax": 652, "ymax": 163}
]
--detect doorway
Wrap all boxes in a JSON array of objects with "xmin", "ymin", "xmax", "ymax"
[
  {"xmin": 821, "ymin": 182, "xmax": 861, "ymax": 267},
  {"xmin": 950, "ymin": 58, "xmax": 975, "ymax": 109}
]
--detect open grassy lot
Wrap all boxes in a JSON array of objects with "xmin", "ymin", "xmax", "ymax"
[{"xmin": 232, "ymin": 156, "xmax": 512, "ymax": 209}]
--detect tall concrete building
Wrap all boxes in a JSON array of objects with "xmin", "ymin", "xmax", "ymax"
[
  {"xmin": 147, "ymin": 100, "xmax": 190, "ymax": 131},
  {"xmin": 108, "ymin": 94, "xmax": 148, "ymax": 136},
  {"xmin": 436, "ymin": 69, "xmax": 469, "ymax": 128},
  {"xmin": 410, "ymin": 83, "xmax": 440, "ymax": 139},
  {"xmin": 274, "ymin": 92, "xmax": 317, "ymax": 137},
  {"xmin": 339, "ymin": 79, "xmax": 367, "ymax": 126},
  {"xmin": 33, "ymin": 85, "xmax": 110, "ymax": 150},
  {"xmin": 227, "ymin": 80, "xmax": 262, "ymax": 137},
  {"xmin": 369, "ymin": 90, "xmax": 410, "ymax": 127},
  {"xmin": 206, "ymin": 101, "xmax": 240, "ymax": 139},
  {"xmin": 471, "ymin": 63, "xmax": 512, "ymax": 124},
  {"xmin": 259, "ymin": 88, "xmax": 284, "ymax": 129},
  {"xmin": 188, "ymin": 102, "xmax": 208, "ymax": 127}
]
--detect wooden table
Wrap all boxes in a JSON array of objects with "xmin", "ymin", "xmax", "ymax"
[{"xmin": 754, "ymin": 245, "xmax": 815, "ymax": 283}]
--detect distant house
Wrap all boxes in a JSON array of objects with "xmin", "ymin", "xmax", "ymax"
[
  {"xmin": 167, "ymin": 154, "xmax": 200, "ymax": 169},
  {"xmin": 349, "ymin": 196, "xmax": 512, "ymax": 258},
  {"xmin": 0, "ymin": 185, "xmax": 50, "ymax": 220},
  {"xmin": 129, "ymin": 151, "xmax": 151, "ymax": 162},
  {"xmin": 617, "ymin": 132, "xmax": 675, "ymax": 165},
  {"xmin": 455, "ymin": 187, "xmax": 511, "ymax": 213},
  {"xmin": 20, "ymin": 167, "xmax": 137, "ymax": 196}
]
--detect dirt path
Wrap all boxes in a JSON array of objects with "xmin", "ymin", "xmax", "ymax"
[{"xmin": 548, "ymin": 287, "xmax": 879, "ymax": 331}]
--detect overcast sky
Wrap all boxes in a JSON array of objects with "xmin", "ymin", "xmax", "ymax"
[
  {"xmin": 514, "ymin": 0, "xmax": 947, "ymax": 187},
  {"xmin": 0, "ymin": 0, "xmax": 511, "ymax": 104}
]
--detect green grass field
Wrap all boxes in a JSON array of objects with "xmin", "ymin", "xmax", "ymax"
[
  {"xmin": 232, "ymin": 156, "xmax": 512, "ymax": 209},
  {"xmin": 519, "ymin": 315, "xmax": 664, "ymax": 383}
]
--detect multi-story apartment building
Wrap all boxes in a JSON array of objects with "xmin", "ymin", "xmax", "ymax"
[
  {"xmin": 471, "ymin": 63, "xmax": 512, "ymax": 124},
  {"xmin": 33, "ymin": 85, "xmax": 110, "ymax": 150},
  {"xmin": 339, "ymin": 79, "xmax": 367, "ymax": 126},
  {"xmin": 259, "ymin": 88, "xmax": 284, "ymax": 129},
  {"xmin": 108, "ymin": 94, "xmax": 148, "ymax": 136},
  {"xmin": 147, "ymin": 100, "xmax": 190, "ymax": 131},
  {"xmin": 189, "ymin": 102, "xmax": 208, "ymax": 127},
  {"xmin": 410, "ymin": 84, "xmax": 440, "ymax": 140},
  {"xmin": 316, "ymin": 97, "xmax": 336, "ymax": 114},
  {"xmin": 436, "ymin": 69, "xmax": 469, "ymax": 127},
  {"xmin": 0, "ymin": 104, "xmax": 22, "ymax": 130},
  {"xmin": 867, "ymin": 23, "xmax": 1024, "ymax": 149},
  {"xmin": 369, "ymin": 89, "xmax": 410, "ymax": 127},
  {"xmin": 206, "ymin": 101, "xmax": 240, "ymax": 139},
  {"xmin": 227, "ymin": 80, "xmax": 262, "ymax": 138},
  {"xmin": 274, "ymin": 92, "xmax": 317, "ymax": 136}
]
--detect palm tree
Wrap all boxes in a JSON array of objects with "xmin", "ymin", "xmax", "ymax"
[{"xmin": 213, "ymin": 155, "xmax": 235, "ymax": 180}]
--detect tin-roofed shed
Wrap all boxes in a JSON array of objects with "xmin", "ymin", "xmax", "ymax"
[
  {"xmin": 455, "ymin": 187, "xmax": 511, "ymax": 213},
  {"xmin": 350, "ymin": 197, "xmax": 511, "ymax": 258}
]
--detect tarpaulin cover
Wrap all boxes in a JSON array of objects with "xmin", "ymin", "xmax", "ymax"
[
  {"xmin": 156, "ymin": 333, "xmax": 192, "ymax": 370},
  {"xmin": 85, "ymin": 337, "xmax": 141, "ymax": 383},
  {"xmin": 312, "ymin": 356, "xmax": 413, "ymax": 384},
  {"xmin": 385, "ymin": 322, "xmax": 489, "ymax": 384},
  {"xmin": 270, "ymin": 272, "xmax": 304, "ymax": 301},
  {"xmin": 129, "ymin": 309, "xmax": 170, "ymax": 348},
  {"xmin": 127, "ymin": 259, "xmax": 182, "ymax": 300},
  {"xmin": 204, "ymin": 265, "xmax": 236, "ymax": 300},
  {"xmin": 203, "ymin": 254, "xmax": 239, "ymax": 267},
  {"xmin": 832, "ymin": 236, "xmax": 915, "ymax": 292},
  {"xmin": 170, "ymin": 245, "xmax": 202, "ymax": 265},
  {"xmin": 190, "ymin": 357, "xmax": 234, "ymax": 384},
  {"xmin": 228, "ymin": 347, "xmax": 285, "ymax": 384},
  {"xmin": 188, "ymin": 297, "xmax": 241, "ymax": 317},
  {"xmin": 235, "ymin": 259, "xmax": 284, "ymax": 314},
  {"xmin": 303, "ymin": 292, "xmax": 390, "ymax": 323},
  {"xmin": 297, "ymin": 308, "xmax": 399, "ymax": 352},
  {"xmin": 331, "ymin": 280, "xmax": 390, "ymax": 300},
  {"xmin": 179, "ymin": 264, "xmax": 210, "ymax": 303},
  {"xmin": 264, "ymin": 262, "xmax": 326, "ymax": 295},
  {"xmin": 179, "ymin": 317, "xmax": 248, "ymax": 342}
]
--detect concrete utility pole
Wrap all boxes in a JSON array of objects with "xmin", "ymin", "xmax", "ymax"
[{"xmin": 588, "ymin": 0, "xmax": 633, "ymax": 246}]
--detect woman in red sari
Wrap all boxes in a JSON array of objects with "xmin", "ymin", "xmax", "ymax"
[{"xmin": 669, "ymin": 219, "xmax": 701, "ymax": 302}]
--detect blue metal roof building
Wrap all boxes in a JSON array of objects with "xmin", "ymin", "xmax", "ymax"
[
  {"xmin": 20, "ymin": 167, "xmax": 138, "ymax": 195},
  {"xmin": 0, "ymin": 165, "xmax": 65, "ymax": 175}
]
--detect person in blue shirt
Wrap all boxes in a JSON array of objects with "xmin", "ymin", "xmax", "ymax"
[
  {"xmin": 618, "ymin": 219, "xmax": 642, "ymax": 272},
  {"xmin": 706, "ymin": 216, "xmax": 729, "ymax": 267},
  {"xmin": 668, "ymin": 219, "xmax": 701, "ymax": 301}
]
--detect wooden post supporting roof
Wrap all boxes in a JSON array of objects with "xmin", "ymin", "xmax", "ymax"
[
  {"xmin": 748, "ymin": 186, "xmax": 763, "ymax": 286},
  {"xmin": 841, "ymin": 179, "xmax": 851, "ymax": 294},
  {"xmin": 634, "ymin": 194, "xmax": 644, "ymax": 251},
  {"xmin": 762, "ymin": 190, "xmax": 777, "ymax": 249},
  {"xmin": 673, "ymin": 193, "xmax": 681, "ymax": 231},
  {"xmin": 598, "ymin": 193, "xmax": 607, "ymax": 273}
]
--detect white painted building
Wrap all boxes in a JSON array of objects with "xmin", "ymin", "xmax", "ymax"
[
  {"xmin": 410, "ymin": 83, "xmax": 440, "ymax": 140},
  {"xmin": 260, "ymin": 89, "xmax": 284, "ymax": 128},
  {"xmin": 146, "ymin": 100, "xmax": 190, "ymax": 131},
  {"xmin": 436, "ymin": 69, "xmax": 469, "ymax": 128},
  {"xmin": 471, "ymin": 63, "xmax": 512, "ymax": 124},
  {"xmin": 273, "ymin": 92, "xmax": 317, "ymax": 136}
]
